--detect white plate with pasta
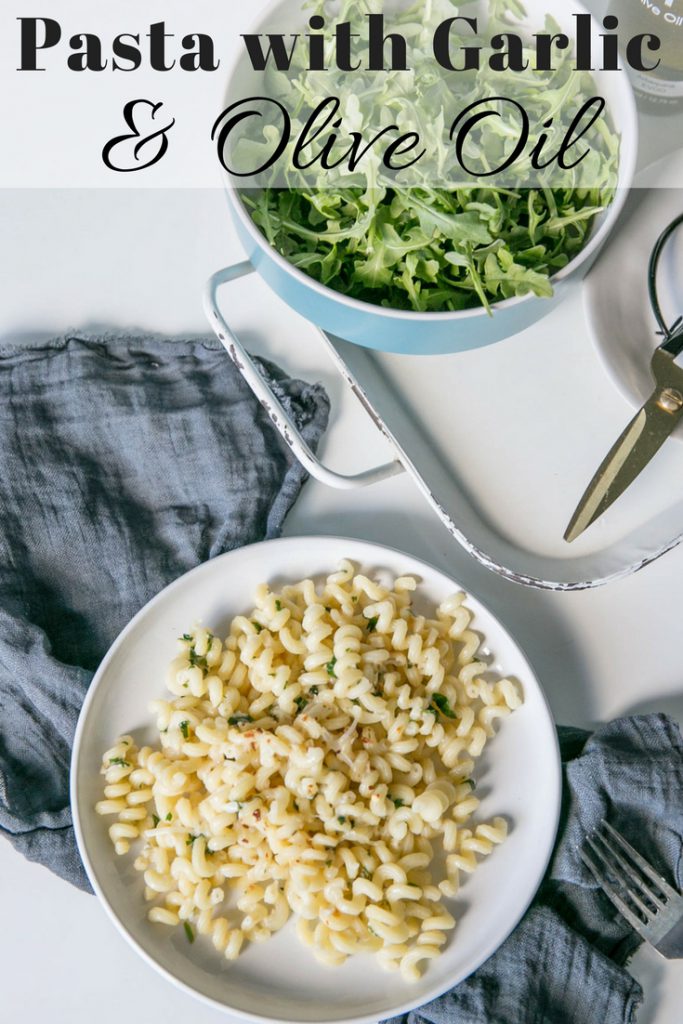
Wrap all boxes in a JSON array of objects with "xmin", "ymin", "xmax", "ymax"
[{"xmin": 71, "ymin": 536, "xmax": 561, "ymax": 1024}]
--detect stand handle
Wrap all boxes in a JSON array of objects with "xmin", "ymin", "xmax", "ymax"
[{"xmin": 203, "ymin": 262, "xmax": 405, "ymax": 490}]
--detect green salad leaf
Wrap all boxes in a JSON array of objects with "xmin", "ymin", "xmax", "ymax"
[
  {"xmin": 245, "ymin": 184, "xmax": 610, "ymax": 313},
  {"xmin": 238, "ymin": 0, "xmax": 619, "ymax": 314}
]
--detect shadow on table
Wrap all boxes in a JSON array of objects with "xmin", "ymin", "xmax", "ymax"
[
  {"xmin": 628, "ymin": 942, "xmax": 670, "ymax": 1024},
  {"xmin": 621, "ymin": 692, "xmax": 683, "ymax": 726}
]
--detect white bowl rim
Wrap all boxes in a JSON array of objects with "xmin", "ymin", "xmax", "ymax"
[
  {"xmin": 584, "ymin": 147, "xmax": 683, "ymax": 419},
  {"xmin": 222, "ymin": 0, "xmax": 639, "ymax": 324},
  {"xmin": 71, "ymin": 535, "xmax": 562, "ymax": 1024}
]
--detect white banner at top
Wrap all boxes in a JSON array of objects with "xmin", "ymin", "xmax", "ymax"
[{"xmin": 0, "ymin": 0, "xmax": 681, "ymax": 188}]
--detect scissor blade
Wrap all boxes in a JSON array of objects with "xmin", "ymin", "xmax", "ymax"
[{"xmin": 565, "ymin": 393, "xmax": 683, "ymax": 543}]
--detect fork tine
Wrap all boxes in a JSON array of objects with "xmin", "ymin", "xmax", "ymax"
[
  {"xmin": 580, "ymin": 847, "xmax": 648, "ymax": 935},
  {"xmin": 593, "ymin": 827, "xmax": 665, "ymax": 909},
  {"xmin": 602, "ymin": 821, "xmax": 678, "ymax": 902},
  {"xmin": 586, "ymin": 834, "xmax": 657, "ymax": 920}
]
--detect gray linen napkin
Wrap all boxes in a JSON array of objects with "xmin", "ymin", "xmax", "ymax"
[
  {"xmin": 0, "ymin": 332, "xmax": 329, "ymax": 891},
  {"xmin": 387, "ymin": 713, "xmax": 683, "ymax": 1024}
]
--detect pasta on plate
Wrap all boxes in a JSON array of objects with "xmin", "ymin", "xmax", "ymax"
[{"xmin": 96, "ymin": 561, "xmax": 522, "ymax": 982}]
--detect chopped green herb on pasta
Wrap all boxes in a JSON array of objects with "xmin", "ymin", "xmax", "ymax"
[{"xmin": 96, "ymin": 563, "xmax": 522, "ymax": 982}]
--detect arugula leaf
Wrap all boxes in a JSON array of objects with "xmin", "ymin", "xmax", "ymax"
[
  {"xmin": 237, "ymin": 0, "xmax": 618, "ymax": 315},
  {"xmin": 188, "ymin": 647, "xmax": 208, "ymax": 672},
  {"xmin": 430, "ymin": 693, "xmax": 458, "ymax": 719},
  {"xmin": 409, "ymin": 196, "xmax": 494, "ymax": 247},
  {"xmin": 248, "ymin": 183, "xmax": 611, "ymax": 314}
]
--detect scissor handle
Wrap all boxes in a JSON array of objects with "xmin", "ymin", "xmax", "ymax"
[
  {"xmin": 203, "ymin": 261, "xmax": 405, "ymax": 490},
  {"xmin": 648, "ymin": 211, "xmax": 683, "ymax": 354},
  {"xmin": 660, "ymin": 328, "xmax": 683, "ymax": 360}
]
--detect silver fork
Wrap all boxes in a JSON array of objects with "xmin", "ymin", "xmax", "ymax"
[{"xmin": 580, "ymin": 820, "xmax": 683, "ymax": 959}]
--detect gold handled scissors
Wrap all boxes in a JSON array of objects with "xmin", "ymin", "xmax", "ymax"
[{"xmin": 565, "ymin": 212, "xmax": 683, "ymax": 544}]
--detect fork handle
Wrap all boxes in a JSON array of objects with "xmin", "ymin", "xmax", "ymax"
[{"xmin": 656, "ymin": 916, "xmax": 683, "ymax": 959}]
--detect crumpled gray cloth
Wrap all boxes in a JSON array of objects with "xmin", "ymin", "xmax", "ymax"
[
  {"xmin": 387, "ymin": 714, "xmax": 683, "ymax": 1024},
  {"xmin": 0, "ymin": 332, "xmax": 329, "ymax": 890}
]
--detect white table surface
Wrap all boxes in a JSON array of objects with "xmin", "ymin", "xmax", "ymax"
[{"xmin": 1, "ymin": 185, "xmax": 682, "ymax": 1022}]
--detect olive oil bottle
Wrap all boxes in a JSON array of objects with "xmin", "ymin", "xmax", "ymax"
[{"xmin": 608, "ymin": 0, "xmax": 683, "ymax": 113}]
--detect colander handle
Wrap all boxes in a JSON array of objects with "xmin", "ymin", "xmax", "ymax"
[{"xmin": 203, "ymin": 261, "xmax": 404, "ymax": 490}]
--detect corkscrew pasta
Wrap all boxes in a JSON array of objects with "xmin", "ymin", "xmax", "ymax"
[{"xmin": 96, "ymin": 562, "xmax": 522, "ymax": 982}]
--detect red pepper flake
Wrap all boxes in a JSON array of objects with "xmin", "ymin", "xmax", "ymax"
[{"xmin": 253, "ymin": 810, "xmax": 262, "ymax": 821}]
